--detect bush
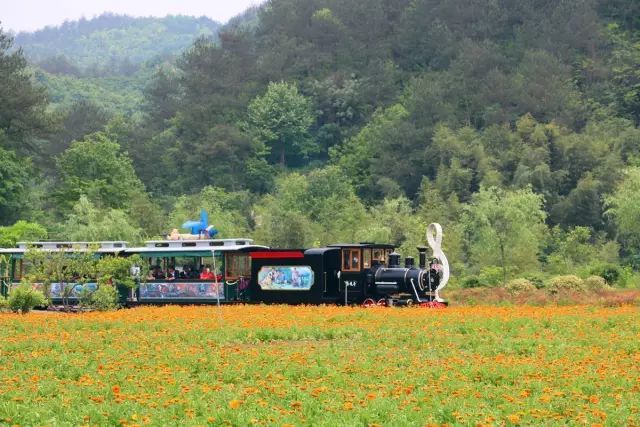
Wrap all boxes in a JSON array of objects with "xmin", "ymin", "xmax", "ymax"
[
  {"xmin": 545, "ymin": 275, "xmax": 585, "ymax": 294},
  {"xmin": 584, "ymin": 275, "xmax": 608, "ymax": 291},
  {"xmin": 8, "ymin": 283, "xmax": 47, "ymax": 313},
  {"xmin": 523, "ymin": 273, "xmax": 546, "ymax": 289},
  {"xmin": 478, "ymin": 266, "xmax": 508, "ymax": 286},
  {"xmin": 461, "ymin": 275, "xmax": 483, "ymax": 288},
  {"xmin": 0, "ymin": 297, "xmax": 8, "ymax": 312},
  {"xmin": 505, "ymin": 279, "xmax": 536, "ymax": 295},
  {"xmin": 91, "ymin": 284, "xmax": 119, "ymax": 311},
  {"xmin": 589, "ymin": 264, "xmax": 621, "ymax": 286}
]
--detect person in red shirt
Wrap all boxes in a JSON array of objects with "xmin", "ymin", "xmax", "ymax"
[{"xmin": 200, "ymin": 267, "xmax": 215, "ymax": 280}]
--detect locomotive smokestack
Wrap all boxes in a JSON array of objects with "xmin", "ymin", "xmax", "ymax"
[
  {"xmin": 417, "ymin": 246, "xmax": 427, "ymax": 269},
  {"xmin": 404, "ymin": 256, "xmax": 414, "ymax": 269},
  {"xmin": 388, "ymin": 252, "xmax": 401, "ymax": 268}
]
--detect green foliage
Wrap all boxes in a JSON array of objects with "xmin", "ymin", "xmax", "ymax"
[
  {"xmin": 247, "ymin": 82, "xmax": 315, "ymax": 166},
  {"xmin": 61, "ymin": 196, "xmax": 142, "ymax": 243},
  {"xmin": 0, "ymin": 296, "xmax": 8, "ymax": 311},
  {"xmin": 8, "ymin": 282, "xmax": 46, "ymax": 313},
  {"xmin": 584, "ymin": 276, "xmax": 608, "ymax": 291},
  {"xmin": 55, "ymin": 132, "xmax": 144, "ymax": 211},
  {"xmin": 0, "ymin": 27, "xmax": 49, "ymax": 154},
  {"xmin": 252, "ymin": 167, "xmax": 371, "ymax": 247},
  {"xmin": 462, "ymin": 187, "xmax": 547, "ymax": 283},
  {"xmin": 89, "ymin": 284, "xmax": 120, "ymax": 311},
  {"xmin": 0, "ymin": 221, "xmax": 47, "ymax": 247},
  {"xmin": 34, "ymin": 69, "xmax": 145, "ymax": 115},
  {"xmin": 545, "ymin": 275, "xmax": 586, "ymax": 294},
  {"xmin": 167, "ymin": 187, "xmax": 251, "ymax": 239},
  {"xmin": 605, "ymin": 167, "xmax": 640, "ymax": 250},
  {"xmin": 0, "ymin": 146, "xmax": 35, "ymax": 225},
  {"xmin": 96, "ymin": 255, "xmax": 142, "ymax": 289},
  {"xmin": 16, "ymin": 14, "xmax": 221, "ymax": 76},
  {"xmin": 504, "ymin": 279, "xmax": 537, "ymax": 295},
  {"xmin": 589, "ymin": 263, "xmax": 622, "ymax": 286},
  {"xmin": 24, "ymin": 247, "xmax": 97, "ymax": 309}
]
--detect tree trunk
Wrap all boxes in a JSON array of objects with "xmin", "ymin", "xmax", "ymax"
[
  {"xmin": 499, "ymin": 240, "xmax": 506, "ymax": 285},
  {"xmin": 280, "ymin": 140, "xmax": 286, "ymax": 166}
]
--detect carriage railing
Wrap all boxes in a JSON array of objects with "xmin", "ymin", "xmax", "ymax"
[{"xmin": 0, "ymin": 279, "xmax": 8, "ymax": 298}]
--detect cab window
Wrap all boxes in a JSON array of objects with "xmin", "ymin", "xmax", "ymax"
[
  {"xmin": 363, "ymin": 249, "xmax": 371, "ymax": 268},
  {"xmin": 342, "ymin": 249, "xmax": 361, "ymax": 272}
]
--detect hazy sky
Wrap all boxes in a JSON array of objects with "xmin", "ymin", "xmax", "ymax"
[{"xmin": 2, "ymin": 0, "xmax": 261, "ymax": 33}]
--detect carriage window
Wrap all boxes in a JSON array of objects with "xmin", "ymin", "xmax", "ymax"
[
  {"xmin": 363, "ymin": 249, "xmax": 371, "ymax": 268},
  {"xmin": 372, "ymin": 249, "xmax": 383, "ymax": 263},
  {"xmin": 342, "ymin": 249, "xmax": 361, "ymax": 272},
  {"xmin": 225, "ymin": 253, "xmax": 251, "ymax": 279}
]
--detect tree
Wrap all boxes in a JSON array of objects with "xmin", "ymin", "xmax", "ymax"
[
  {"xmin": 605, "ymin": 167, "xmax": 640, "ymax": 251},
  {"xmin": 55, "ymin": 132, "xmax": 144, "ymax": 211},
  {"xmin": 24, "ymin": 246, "xmax": 97, "ymax": 310},
  {"xmin": 247, "ymin": 81, "xmax": 315, "ymax": 166},
  {"xmin": 61, "ymin": 196, "xmax": 142, "ymax": 243},
  {"xmin": 50, "ymin": 99, "xmax": 110, "ymax": 156},
  {"xmin": 0, "ymin": 25, "xmax": 49, "ymax": 154},
  {"xmin": 0, "ymin": 144, "xmax": 33, "ymax": 225},
  {"xmin": 0, "ymin": 221, "xmax": 47, "ymax": 247},
  {"xmin": 167, "ymin": 186, "xmax": 251, "ymax": 239},
  {"xmin": 462, "ymin": 186, "xmax": 547, "ymax": 284}
]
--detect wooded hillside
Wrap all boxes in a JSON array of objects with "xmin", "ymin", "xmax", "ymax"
[{"xmin": 1, "ymin": 0, "xmax": 640, "ymax": 287}]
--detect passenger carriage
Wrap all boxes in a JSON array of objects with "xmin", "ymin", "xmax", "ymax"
[
  {"xmin": 123, "ymin": 238, "xmax": 267, "ymax": 304},
  {"xmin": 0, "ymin": 241, "xmax": 128, "ymax": 303}
]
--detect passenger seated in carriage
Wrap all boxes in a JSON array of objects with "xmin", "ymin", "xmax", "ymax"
[{"xmin": 200, "ymin": 266, "xmax": 215, "ymax": 280}]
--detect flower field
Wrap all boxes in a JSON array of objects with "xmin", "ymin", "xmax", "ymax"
[{"xmin": 0, "ymin": 305, "xmax": 639, "ymax": 426}]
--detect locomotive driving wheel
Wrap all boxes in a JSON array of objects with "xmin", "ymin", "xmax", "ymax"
[{"xmin": 362, "ymin": 298, "xmax": 376, "ymax": 307}]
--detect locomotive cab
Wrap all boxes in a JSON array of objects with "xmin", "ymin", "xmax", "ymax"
[{"xmin": 327, "ymin": 243, "xmax": 395, "ymax": 304}]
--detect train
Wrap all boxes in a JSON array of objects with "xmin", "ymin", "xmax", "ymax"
[{"xmin": 0, "ymin": 223, "xmax": 449, "ymax": 307}]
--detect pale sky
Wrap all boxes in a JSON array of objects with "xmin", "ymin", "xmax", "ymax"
[{"xmin": 1, "ymin": 0, "xmax": 262, "ymax": 33}]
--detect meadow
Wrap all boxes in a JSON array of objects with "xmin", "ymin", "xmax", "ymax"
[{"xmin": 0, "ymin": 305, "xmax": 639, "ymax": 426}]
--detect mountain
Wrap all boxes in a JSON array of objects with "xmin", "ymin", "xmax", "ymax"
[{"xmin": 14, "ymin": 13, "xmax": 221, "ymax": 76}]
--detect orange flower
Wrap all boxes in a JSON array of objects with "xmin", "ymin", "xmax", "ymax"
[
  {"xmin": 112, "ymin": 385, "xmax": 121, "ymax": 394},
  {"xmin": 507, "ymin": 414, "xmax": 520, "ymax": 424},
  {"xmin": 229, "ymin": 399, "xmax": 242, "ymax": 409}
]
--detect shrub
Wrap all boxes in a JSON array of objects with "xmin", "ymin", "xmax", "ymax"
[
  {"xmin": 91, "ymin": 284, "xmax": 119, "ymax": 311},
  {"xmin": 505, "ymin": 279, "xmax": 536, "ymax": 295},
  {"xmin": 545, "ymin": 275, "xmax": 585, "ymax": 294},
  {"xmin": 589, "ymin": 264, "xmax": 621, "ymax": 286},
  {"xmin": 461, "ymin": 275, "xmax": 483, "ymax": 288},
  {"xmin": 478, "ymin": 266, "xmax": 508, "ymax": 286},
  {"xmin": 523, "ymin": 273, "xmax": 546, "ymax": 289},
  {"xmin": 584, "ymin": 275, "xmax": 608, "ymax": 291},
  {"xmin": 0, "ymin": 297, "xmax": 8, "ymax": 312},
  {"xmin": 77, "ymin": 286, "xmax": 94, "ymax": 308},
  {"xmin": 8, "ymin": 283, "xmax": 46, "ymax": 313}
]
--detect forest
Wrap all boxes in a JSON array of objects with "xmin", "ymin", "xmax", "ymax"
[{"xmin": 1, "ymin": 0, "xmax": 640, "ymax": 288}]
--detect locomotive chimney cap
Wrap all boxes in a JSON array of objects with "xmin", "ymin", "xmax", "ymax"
[{"xmin": 416, "ymin": 246, "xmax": 427, "ymax": 253}]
